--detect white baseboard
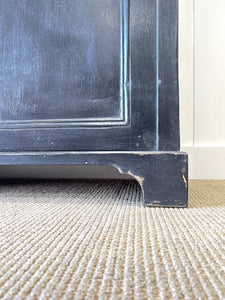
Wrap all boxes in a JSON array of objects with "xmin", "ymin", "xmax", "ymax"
[{"xmin": 181, "ymin": 147, "xmax": 225, "ymax": 180}]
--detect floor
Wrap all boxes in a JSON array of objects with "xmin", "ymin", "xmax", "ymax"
[{"xmin": 0, "ymin": 180, "xmax": 224, "ymax": 299}]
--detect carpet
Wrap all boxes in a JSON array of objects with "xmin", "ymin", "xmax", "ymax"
[{"xmin": 0, "ymin": 180, "xmax": 224, "ymax": 299}]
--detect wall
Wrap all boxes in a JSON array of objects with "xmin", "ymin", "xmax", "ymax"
[{"xmin": 179, "ymin": 0, "xmax": 225, "ymax": 179}]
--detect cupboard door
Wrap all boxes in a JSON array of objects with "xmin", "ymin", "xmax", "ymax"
[{"xmin": 0, "ymin": 0, "xmax": 179, "ymax": 151}]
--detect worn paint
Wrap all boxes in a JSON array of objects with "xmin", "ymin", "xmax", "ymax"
[
  {"xmin": 138, "ymin": 151, "xmax": 186, "ymax": 157},
  {"xmin": 0, "ymin": 151, "xmax": 188, "ymax": 207},
  {"xmin": 183, "ymin": 174, "xmax": 188, "ymax": 188},
  {"xmin": 128, "ymin": 171, "xmax": 145, "ymax": 186},
  {"xmin": 0, "ymin": 151, "xmax": 185, "ymax": 156},
  {"xmin": 146, "ymin": 203, "xmax": 187, "ymax": 208}
]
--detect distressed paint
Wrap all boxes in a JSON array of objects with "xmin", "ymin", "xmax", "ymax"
[
  {"xmin": 0, "ymin": 0, "xmax": 187, "ymax": 207},
  {"xmin": 0, "ymin": 0, "xmax": 159, "ymax": 152},
  {"xmin": 0, "ymin": 151, "xmax": 188, "ymax": 207},
  {"xmin": 0, "ymin": 0, "xmax": 130, "ymax": 127}
]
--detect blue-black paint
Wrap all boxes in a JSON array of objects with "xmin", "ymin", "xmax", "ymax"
[
  {"xmin": 0, "ymin": 0, "xmax": 188, "ymax": 207},
  {"xmin": 0, "ymin": 151, "xmax": 188, "ymax": 208},
  {"xmin": 156, "ymin": 0, "xmax": 159, "ymax": 151}
]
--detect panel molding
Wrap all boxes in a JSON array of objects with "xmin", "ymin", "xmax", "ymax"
[{"xmin": 0, "ymin": 0, "xmax": 130, "ymax": 129}]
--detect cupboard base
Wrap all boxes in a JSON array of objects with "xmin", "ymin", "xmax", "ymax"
[{"xmin": 0, "ymin": 151, "xmax": 188, "ymax": 208}]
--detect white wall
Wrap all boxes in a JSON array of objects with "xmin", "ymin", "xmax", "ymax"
[{"xmin": 179, "ymin": 0, "xmax": 225, "ymax": 179}]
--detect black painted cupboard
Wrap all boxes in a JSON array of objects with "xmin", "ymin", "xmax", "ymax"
[{"xmin": 0, "ymin": 0, "xmax": 188, "ymax": 207}]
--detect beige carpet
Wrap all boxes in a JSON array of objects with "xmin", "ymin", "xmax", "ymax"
[{"xmin": 0, "ymin": 180, "xmax": 224, "ymax": 299}]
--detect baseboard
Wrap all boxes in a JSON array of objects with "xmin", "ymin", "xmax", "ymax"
[{"xmin": 181, "ymin": 147, "xmax": 225, "ymax": 180}]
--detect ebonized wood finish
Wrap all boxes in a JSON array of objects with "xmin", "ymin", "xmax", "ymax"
[{"xmin": 0, "ymin": 0, "xmax": 188, "ymax": 207}]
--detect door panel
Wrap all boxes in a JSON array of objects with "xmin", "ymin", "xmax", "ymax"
[
  {"xmin": 0, "ymin": 0, "xmax": 168, "ymax": 151},
  {"xmin": 0, "ymin": 0, "xmax": 129, "ymax": 126}
]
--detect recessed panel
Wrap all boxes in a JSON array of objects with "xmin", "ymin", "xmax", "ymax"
[{"xmin": 0, "ymin": 0, "xmax": 129, "ymax": 127}]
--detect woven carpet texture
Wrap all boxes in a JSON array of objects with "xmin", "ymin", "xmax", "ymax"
[{"xmin": 0, "ymin": 180, "xmax": 224, "ymax": 299}]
